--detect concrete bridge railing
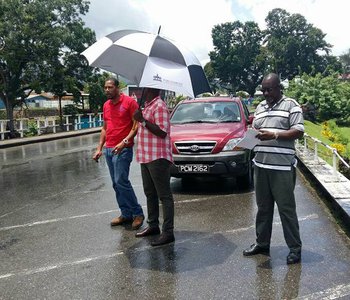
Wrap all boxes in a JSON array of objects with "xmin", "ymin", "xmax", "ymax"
[
  {"xmin": 0, "ymin": 113, "xmax": 103, "ymax": 140},
  {"xmin": 296, "ymin": 133, "xmax": 350, "ymax": 181}
]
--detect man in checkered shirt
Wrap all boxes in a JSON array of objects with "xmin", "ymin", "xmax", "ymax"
[{"xmin": 133, "ymin": 88, "xmax": 175, "ymax": 246}]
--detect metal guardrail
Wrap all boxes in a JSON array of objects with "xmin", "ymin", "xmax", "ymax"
[
  {"xmin": 0, "ymin": 113, "xmax": 103, "ymax": 140},
  {"xmin": 296, "ymin": 133, "xmax": 350, "ymax": 180}
]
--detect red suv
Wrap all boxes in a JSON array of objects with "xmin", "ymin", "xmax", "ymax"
[{"xmin": 170, "ymin": 97, "xmax": 254, "ymax": 188}]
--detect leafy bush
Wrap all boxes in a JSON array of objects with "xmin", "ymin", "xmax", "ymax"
[
  {"xmin": 286, "ymin": 72, "xmax": 350, "ymax": 125},
  {"xmin": 63, "ymin": 104, "xmax": 79, "ymax": 115},
  {"xmin": 0, "ymin": 110, "xmax": 6, "ymax": 119},
  {"xmin": 24, "ymin": 119, "xmax": 38, "ymax": 137}
]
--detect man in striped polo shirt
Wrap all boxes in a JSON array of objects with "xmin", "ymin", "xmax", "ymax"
[{"xmin": 243, "ymin": 73, "xmax": 304, "ymax": 264}]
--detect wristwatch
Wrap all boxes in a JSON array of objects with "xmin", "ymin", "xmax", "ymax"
[
  {"xmin": 123, "ymin": 138, "xmax": 129, "ymax": 145},
  {"xmin": 141, "ymin": 120, "xmax": 147, "ymax": 127}
]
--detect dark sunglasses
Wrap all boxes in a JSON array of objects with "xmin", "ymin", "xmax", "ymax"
[{"xmin": 260, "ymin": 86, "xmax": 278, "ymax": 93}]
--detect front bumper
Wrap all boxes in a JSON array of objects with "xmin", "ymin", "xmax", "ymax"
[{"xmin": 170, "ymin": 150, "xmax": 251, "ymax": 178}]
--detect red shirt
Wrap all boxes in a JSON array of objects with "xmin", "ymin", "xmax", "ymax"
[
  {"xmin": 103, "ymin": 93, "xmax": 138, "ymax": 148},
  {"xmin": 136, "ymin": 96, "xmax": 173, "ymax": 163}
]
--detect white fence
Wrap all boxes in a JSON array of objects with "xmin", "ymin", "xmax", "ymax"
[
  {"xmin": 296, "ymin": 133, "xmax": 350, "ymax": 181},
  {"xmin": 0, "ymin": 113, "xmax": 103, "ymax": 140}
]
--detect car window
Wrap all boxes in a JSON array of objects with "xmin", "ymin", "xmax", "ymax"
[
  {"xmin": 171, "ymin": 103, "xmax": 206, "ymax": 123},
  {"xmin": 171, "ymin": 101, "xmax": 241, "ymax": 124}
]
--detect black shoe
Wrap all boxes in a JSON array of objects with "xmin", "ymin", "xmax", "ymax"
[
  {"xmin": 243, "ymin": 244, "xmax": 270, "ymax": 256},
  {"xmin": 287, "ymin": 252, "xmax": 301, "ymax": 264},
  {"xmin": 135, "ymin": 226, "xmax": 160, "ymax": 238},
  {"xmin": 151, "ymin": 233, "xmax": 175, "ymax": 247}
]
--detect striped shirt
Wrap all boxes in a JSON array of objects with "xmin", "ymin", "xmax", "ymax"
[
  {"xmin": 253, "ymin": 96, "xmax": 304, "ymax": 171},
  {"xmin": 136, "ymin": 96, "xmax": 173, "ymax": 164}
]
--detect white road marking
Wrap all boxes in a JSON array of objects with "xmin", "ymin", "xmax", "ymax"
[
  {"xmin": 0, "ymin": 195, "xmax": 236, "ymax": 231},
  {"xmin": 0, "ymin": 209, "xmax": 118, "ymax": 231},
  {"xmin": 0, "ymin": 204, "xmax": 34, "ymax": 219},
  {"xmin": 0, "ymin": 252, "xmax": 123, "ymax": 280},
  {"xmin": 0, "ymin": 213, "xmax": 319, "ymax": 280},
  {"xmin": 0, "ymin": 192, "xmax": 318, "ymax": 232}
]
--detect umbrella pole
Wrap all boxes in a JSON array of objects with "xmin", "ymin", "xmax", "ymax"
[
  {"xmin": 138, "ymin": 88, "xmax": 146, "ymax": 108},
  {"xmin": 132, "ymin": 88, "xmax": 145, "ymax": 131}
]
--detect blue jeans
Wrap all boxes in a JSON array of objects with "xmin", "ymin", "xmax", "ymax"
[{"xmin": 104, "ymin": 147, "xmax": 143, "ymax": 219}]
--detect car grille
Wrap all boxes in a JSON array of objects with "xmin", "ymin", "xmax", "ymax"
[{"xmin": 174, "ymin": 141, "xmax": 217, "ymax": 154}]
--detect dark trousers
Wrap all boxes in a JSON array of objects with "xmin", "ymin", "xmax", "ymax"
[
  {"xmin": 140, "ymin": 158, "xmax": 174, "ymax": 234},
  {"xmin": 254, "ymin": 166, "xmax": 302, "ymax": 253}
]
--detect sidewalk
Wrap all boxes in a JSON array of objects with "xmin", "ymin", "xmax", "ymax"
[
  {"xmin": 0, "ymin": 127, "xmax": 101, "ymax": 149},
  {"xmin": 296, "ymin": 145, "xmax": 350, "ymax": 234}
]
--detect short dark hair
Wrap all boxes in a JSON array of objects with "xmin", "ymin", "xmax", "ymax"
[
  {"xmin": 263, "ymin": 73, "xmax": 280, "ymax": 85},
  {"xmin": 105, "ymin": 77, "xmax": 119, "ymax": 87}
]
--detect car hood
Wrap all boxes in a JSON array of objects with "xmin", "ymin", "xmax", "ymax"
[{"xmin": 170, "ymin": 122, "xmax": 246, "ymax": 141}]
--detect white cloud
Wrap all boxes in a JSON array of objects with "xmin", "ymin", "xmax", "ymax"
[
  {"xmin": 136, "ymin": 0, "xmax": 235, "ymax": 65},
  {"xmin": 83, "ymin": 0, "xmax": 349, "ymax": 67},
  {"xmin": 237, "ymin": 0, "xmax": 348, "ymax": 55},
  {"xmin": 83, "ymin": 0, "xmax": 235, "ymax": 66}
]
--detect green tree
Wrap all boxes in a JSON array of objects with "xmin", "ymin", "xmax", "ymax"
[
  {"xmin": 286, "ymin": 72, "xmax": 350, "ymax": 124},
  {"xmin": 209, "ymin": 21, "xmax": 266, "ymax": 96},
  {"xmin": 0, "ymin": 0, "xmax": 95, "ymax": 136},
  {"xmin": 339, "ymin": 49, "xmax": 350, "ymax": 73},
  {"xmin": 264, "ymin": 8, "xmax": 340, "ymax": 79},
  {"xmin": 86, "ymin": 73, "xmax": 128, "ymax": 113},
  {"xmin": 87, "ymin": 73, "xmax": 109, "ymax": 113}
]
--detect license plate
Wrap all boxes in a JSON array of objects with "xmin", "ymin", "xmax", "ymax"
[{"xmin": 178, "ymin": 164, "xmax": 209, "ymax": 173}]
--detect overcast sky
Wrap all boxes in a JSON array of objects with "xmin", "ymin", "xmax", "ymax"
[{"xmin": 82, "ymin": 0, "xmax": 348, "ymax": 66}]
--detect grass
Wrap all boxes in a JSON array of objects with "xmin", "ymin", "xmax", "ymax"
[
  {"xmin": 303, "ymin": 120, "xmax": 350, "ymax": 166},
  {"xmin": 304, "ymin": 120, "xmax": 329, "ymax": 143},
  {"xmin": 338, "ymin": 126, "xmax": 350, "ymax": 139},
  {"xmin": 303, "ymin": 121, "xmax": 332, "ymax": 164}
]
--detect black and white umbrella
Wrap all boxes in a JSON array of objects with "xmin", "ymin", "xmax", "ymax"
[{"xmin": 81, "ymin": 29, "xmax": 211, "ymax": 98}]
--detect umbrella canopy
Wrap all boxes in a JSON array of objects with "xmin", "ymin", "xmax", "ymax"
[{"xmin": 81, "ymin": 29, "xmax": 211, "ymax": 98}]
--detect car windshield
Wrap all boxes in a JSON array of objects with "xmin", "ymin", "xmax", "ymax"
[{"xmin": 170, "ymin": 101, "xmax": 241, "ymax": 124}]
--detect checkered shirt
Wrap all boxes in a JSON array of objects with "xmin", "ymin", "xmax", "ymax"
[{"xmin": 136, "ymin": 96, "xmax": 173, "ymax": 163}]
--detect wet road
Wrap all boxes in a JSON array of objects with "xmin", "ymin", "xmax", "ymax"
[{"xmin": 1, "ymin": 134, "xmax": 350, "ymax": 300}]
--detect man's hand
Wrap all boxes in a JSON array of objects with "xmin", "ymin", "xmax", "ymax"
[
  {"xmin": 112, "ymin": 141, "xmax": 125, "ymax": 154},
  {"xmin": 256, "ymin": 129, "xmax": 276, "ymax": 141},
  {"xmin": 93, "ymin": 149, "xmax": 102, "ymax": 162}
]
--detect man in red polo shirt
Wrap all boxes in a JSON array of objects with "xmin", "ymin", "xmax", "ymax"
[
  {"xmin": 133, "ymin": 88, "xmax": 175, "ymax": 246},
  {"xmin": 93, "ymin": 78, "xmax": 144, "ymax": 230}
]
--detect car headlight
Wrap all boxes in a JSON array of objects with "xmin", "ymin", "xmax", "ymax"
[{"xmin": 222, "ymin": 138, "xmax": 243, "ymax": 151}]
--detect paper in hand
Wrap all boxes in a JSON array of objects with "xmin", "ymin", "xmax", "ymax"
[{"xmin": 236, "ymin": 128, "xmax": 260, "ymax": 149}]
